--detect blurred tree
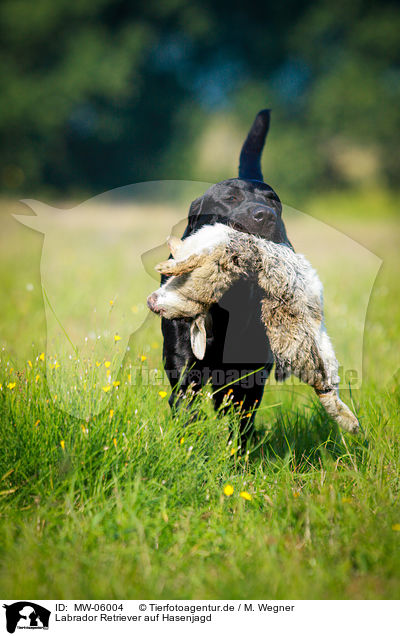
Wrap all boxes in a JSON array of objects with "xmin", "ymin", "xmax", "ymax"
[{"xmin": 0, "ymin": 0, "xmax": 399, "ymax": 198}]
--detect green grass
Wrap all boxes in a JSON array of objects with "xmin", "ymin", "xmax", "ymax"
[{"xmin": 0, "ymin": 193, "xmax": 399, "ymax": 599}]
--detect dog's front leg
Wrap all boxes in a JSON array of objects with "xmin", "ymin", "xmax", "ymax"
[{"xmin": 161, "ymin": 316, "xmax": 204, "ymax": 415}]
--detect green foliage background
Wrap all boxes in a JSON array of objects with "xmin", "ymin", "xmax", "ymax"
[{"xmin": 1, "ymin": 0, "xmax": 400, "ymax": 199}]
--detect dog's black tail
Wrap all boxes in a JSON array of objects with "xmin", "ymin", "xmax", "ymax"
[{"xmin": 238, "ymin": 109, "xmax": 270, "ymax": 181}]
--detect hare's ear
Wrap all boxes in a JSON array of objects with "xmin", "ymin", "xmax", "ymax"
[
  {"xmin": 190, "ymin": 316, "xmax": 207, "ymax": 360},
  {"xmin": 167, "ymin": 235, "xmax": 183, "ymax": 257}
]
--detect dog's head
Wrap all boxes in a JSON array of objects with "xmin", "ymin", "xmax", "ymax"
[{"xmin": 186, "ymin": 178, "xmax": 287, "ymax": 242}]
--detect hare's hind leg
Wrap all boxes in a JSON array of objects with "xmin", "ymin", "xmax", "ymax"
[
  {"xmin": 316, "ymin": 330, "xmax": 359, "ymax": 433},
  {"xmin": 317, "ymin": 389, "xmax": 359, "ymax": 434}
]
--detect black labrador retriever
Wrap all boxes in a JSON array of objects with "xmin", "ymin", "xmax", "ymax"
[{"xmin": 161, "ymin": 110, "xmax": 292, "ymax": 441}]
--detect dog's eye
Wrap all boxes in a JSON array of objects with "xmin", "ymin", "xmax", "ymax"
[{"xmin": 226, "ymin": 195, "xmax": 238, "ymax": 202}]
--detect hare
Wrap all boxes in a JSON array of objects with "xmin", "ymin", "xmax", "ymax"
[{"xmin": 147, "ymin": 224, "xmax": 359, "ymax": 434}]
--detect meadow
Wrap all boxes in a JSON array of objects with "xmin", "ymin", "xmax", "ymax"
[{"xmin": 0, "ymin": 190, "xmax": 399, "ymax": 599}]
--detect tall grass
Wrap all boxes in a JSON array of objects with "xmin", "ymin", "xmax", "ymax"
[{"xmin": 0, "ymin": 195, "xmax": 399, "ymax": 599}]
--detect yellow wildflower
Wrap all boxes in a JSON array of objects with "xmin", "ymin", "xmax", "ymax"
[
  {"xmin": 39, "ymin": 352, "xmax": 45, "ymax": 361},
  {"xmin": 180, "ymin": 437, "xmax": 185, "ymax": 445},
  {"xmin": 240, "ymin": 491, "xmax": 252, "ymax": 501},
  {"xmin": 104, "ymin": 361, "xmax": 111, "ymax": 368},
  {"xmin": 113, "ymin": 437, "xmax": 117, "ymax": 448},
  {"xmin": 230, "ymin": 447, "xmax": 237, "ymax": 456},
  {"xmin": 7, "ymin": 382, "xmax": 16, "ymax": 390},
  {"xmin": 140, "ymin": 355, "xmax": 147, "ymax": 362},
  {"xmin": 34, "ymin": 419, "xmax": 40, "ymax": 428},
  {"xmin": 113, "ymin": 381, "xmax": 120, "ymax": 387},
  {"xmin": 60, "ymin": 440, "xmax": 65, "ymax": 451},
  {"xmin": 102, "ymin": 386, "xmax": 111, "ymax": 393},
  {"xmin": 96, "ymin": 361, "xmax": 101, "ymax": 367},
  {"xmin": 109, "ymin": 300, "xmax": 114, "ymax": 306},
  {"xmin": 128, "ymin": 373, "xmax": 131, "ymax": 383},
  {"xmin": 27, "ymin": 360, "xmax": 33, "ymax": 368},
  {"xmin": 109, "ymin": 409, "xmax": 114, "ymax": 419},
  {"xmin": 114, "ymin": 334, "xmax": 121, "ymax": 342},
  {"xmin": 224, "ymin": 484, "xmax": 234, "ymax": 497},
  {"xmin": 158, "ymin": 390, "xmax": 167, "ymax": 398},
  {"xmin": 35, "ymin": 374, "xmax": 40, "ymax": 383}
]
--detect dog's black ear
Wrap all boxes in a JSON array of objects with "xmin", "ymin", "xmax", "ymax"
[
  {"xmin": 182, "ymin": 197, "xmax": 202, "ymax": 237},
  {"xmin": 238, "ymin": 109, "xmax": 270, "ymax": 181}
]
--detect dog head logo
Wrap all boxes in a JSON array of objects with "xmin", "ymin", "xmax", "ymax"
[
  {"xmin": 12, "ymin": 180, "xmax": 385, "ymax": 422},
  {"xmin": 3, "ymin": 602, "xmax": 50, "ymax": 633}
]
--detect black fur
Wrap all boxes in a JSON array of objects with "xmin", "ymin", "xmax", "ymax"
[
  {"xmin": 161, "ymin": 110, "xmax": 292, "ymax": 441},
  {"xmin": 239, "ymin": 109, "xmax": 270, "ymax": 181}
]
